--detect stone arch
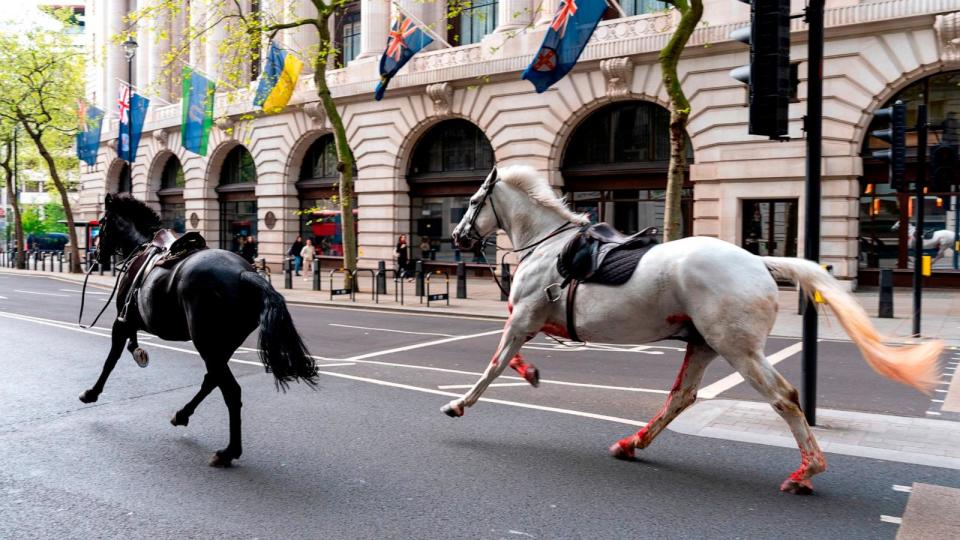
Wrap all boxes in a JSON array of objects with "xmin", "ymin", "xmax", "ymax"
[
  {"xmin": 285, "ymin": 129, "xmax": 335, "ymax": 182},
  {"xmin": 853, "ymin": 63, "xmax": 949, "ymax": 148},
  {"xmin": 104, "ymin": 158, "xmax": 130, "ymax": 194},
  {"xmin": 393, "ymin": 113, "xmax": 492, "ymax": 194}
]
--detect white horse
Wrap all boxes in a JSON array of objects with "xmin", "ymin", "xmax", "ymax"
[
  {"xmin": 891, "ymin": 221, "xmax": 958, "ymax": 263},
  {"xmin": 446, "ymin": 166, "xmax": 942, "ymax": 494}
]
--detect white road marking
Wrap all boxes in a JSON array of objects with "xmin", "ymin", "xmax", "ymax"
[
  {"xmin": 14, "ymin": 289, "xmax": 69, "ymax": 297},
  {"xmin": 328, "ymin": 323, "xmax": 455, "ymax": 337},
  {"xmin": 879, "ymin": 515, "xmax": 903, "ymax": 525},
  {"xmin": 0, "ymin": 296, "xmax": 6, "ymax": 299},
  {"xmin": 698, "ymin": 341, "xmax": 805, "ymax": 399},
  {"xmin": 892, "ymin": 484, "xmax": 913, "ymax": 493},
  {"xmin": 315, "ymin": 370, "xmax": 646, "ymax": 427},
  {"xmin": 925, "ymin": 411, "xmax": 942, "ymax": 416},
  {"xmin": 59, "ymin": 289, "xmax": 108, "ymax": 295},
  {"xmin": 344, "ymin": 329, "xmax": 504, "ymax": 361},
  {"xmin": 932, "ymin": 399, "xmax": 945, "ymax": 403},
  {"xmin": 437, "ymin": 382, "xmax": 531, "ymax": 389}
]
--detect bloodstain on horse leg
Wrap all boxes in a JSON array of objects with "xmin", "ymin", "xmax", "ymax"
[
  {"xmin": 509, "ymin": 353, "xmax": 540, "ymax": 387},
  {"xmin": 611, "ymin": 347, "xmax": 694, "ymax": 458},
  {"xmin": 666, "ymin": 313, "xmax": 691, "ymax": 325},
  {"xmin": 540, "ymin": 322, "xmax": 569, "ymax": 339}
]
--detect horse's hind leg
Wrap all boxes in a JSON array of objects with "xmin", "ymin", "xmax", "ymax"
[
  {"xmin": 610, "ymin": 342, "xmax": 715, "ymax": 459},
  {"xmin": 725, "ymin": 348, "xmax": 826, "ymax": 494},
  {"xmin": 79, "ymin": 319, "xmax": 131, "ymax": 403},
  {"xmin": 170, "ymin": 372, "xmax": 217, "ymax": 427}
]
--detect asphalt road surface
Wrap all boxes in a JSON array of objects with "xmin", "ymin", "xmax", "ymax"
[{"xmin": 1, "ymin": 272, "xmax": 957, "ymax": 539}]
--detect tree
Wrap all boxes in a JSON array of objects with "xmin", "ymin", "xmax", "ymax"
[
  {"xmin": 0, "ymin": 135, "xmax": 26, "ymax": 269},
  {"xmin": 659, "ymin": 1, "xmax": 702, "ymax": 242},
  {"xmin": 0, "ymin": 23, "xmax": 86, "ymax": 272}
]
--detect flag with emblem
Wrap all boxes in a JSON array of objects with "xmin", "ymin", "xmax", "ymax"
[
  {"xmin": 374, "ymin": 14, "xmax": 433, "ymax": 101},
  {"xmin": 181, "ymin": 66, "xmax": 215, "ymax": 156},
  {"xmin": 117, "ymin": 84, "xmax": 150, "ymax": 163},
  {"xmin": 76, "ymin": 101, "xmax": 105, "ymax": 166},
  {"xmin": 253, "ymin": 41, "xmax": 303, "ymax": 113},
  {"xmin": 521, "ymin": 0, "xmax": 608, "ymax": 93}
]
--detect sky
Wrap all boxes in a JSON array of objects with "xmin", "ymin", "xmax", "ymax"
[{"xmin": 0, "ymin": 1, "xmax": 75, "ymax": 33}]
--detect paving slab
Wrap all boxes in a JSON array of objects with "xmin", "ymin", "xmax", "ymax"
[{"xmin": 897, "ymin": 483, "xmax": 960, "ymax": 539}]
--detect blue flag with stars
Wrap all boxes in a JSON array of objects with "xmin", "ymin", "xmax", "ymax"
[
  {"xmin": 521, "ymin": 0, "xmax": 608, "ymax": 93},
  {"xmin": 375, "ymin": 14, "xmax": 433, "ymax": 101}
]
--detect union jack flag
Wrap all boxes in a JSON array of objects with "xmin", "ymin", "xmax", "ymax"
[
  {"xmin": 551, "ymin": 0, "xmax": 579, "ymax": 39},
  {"xmin": 386, "ymin": 16, "xmax": 417, "ymax": 62},
  {"xmin": 117, "ymin": 84, "xmax": 130, "ymax": 124}
]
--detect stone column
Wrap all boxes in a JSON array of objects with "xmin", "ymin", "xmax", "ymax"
[
  {"xmin": 497, "ymin": 0, "xmax": 532, "ymax": 33},
  {"xmin": 105, "ymin": 0, "xmax": 127, "ymax": 113},
  {"xmin": 398, "ymin": 0, "xmax": 445, "ymax": 50},
  {"xmin": 291, "ymin": 0, "xmax": 319, "ymax": 73},
  {"xmin": 356, "ymin": 0, "xmax": 391, "ymax": 60},
  {"xmin": 135, "ymin": 0, "xmax": 151, "ymax": 91},
  {"xmin": 148, "ymin": 0, "xmax": 172, "ymax": 101},
  {"xmin": 189, "ymin": 0, "xmax": 206, "ymax": 71},
  {"xmin": 536, "ymin": 0, "xmax": 560, "ymax": 26},
  {"xmin": 204, "ymin": 3, "xmax": 227, "ymax": 83}
]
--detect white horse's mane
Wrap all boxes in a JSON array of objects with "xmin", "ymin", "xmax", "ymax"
[{"xmin": 498, "ymin": 165, "xmax": 590, "ymax": 225}]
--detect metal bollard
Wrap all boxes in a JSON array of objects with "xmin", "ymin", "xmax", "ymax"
[
  {"xmin": 31, "ymin": 250, "xmax": 37, "ymax": 270},
  {"xmin": 59, "ymin": 252, "xmax": 64, "ymax": 273},
  {"xmin": 415, "ymin": 260, "xmax": 425, "ymax": 297},
  {"xmin": 283, "ymin": 257, "xmax": 293, "ymax": 289},
  {"xmin": 41, "ymin": 252, "xmax": 46, "ymax": 272},
  {"xmin": 879, "ymin": 268, "xmax": 894, "ymax": 318},
  {"xmin": 312, "ymin": 259, "xmax": 321, "ymax": 291},
  {"xmin": 111, "ymin": 254, "xmax": 118, "ymax": 276},
  {"xmin": 376, "ymin": 260, "xmax": 387, "ymax": 295},
  {"xmin": 500, "ymin": 262, "xmax": 511, "ymax": 301},
  {"xmin": 457, "ymin": 261, "xmax": 467, "ymax": 299}
]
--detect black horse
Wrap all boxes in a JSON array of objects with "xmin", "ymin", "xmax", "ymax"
[{"xmin": 80, "ymin": 193, "xmax": 318, "ymax": 467}]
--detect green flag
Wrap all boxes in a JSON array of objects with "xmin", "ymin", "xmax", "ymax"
[{"xmin": 181, "ymin": 66, "xmax": 215, "ymax": 156}]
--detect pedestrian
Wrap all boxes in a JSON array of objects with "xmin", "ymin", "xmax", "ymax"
[
  {"xmin": 300, "ymin": 239, "xmax": 315, "ymax": 280},
  {"xmin": 395, "ymin": 234, "xmax": 410, "ymax": 279},
  {"xmin": 241, "ymin": 235, "xmax": 257, "ymax": 264},
  {"xmin": 419, "ymin": 236, "xmax": 431, "ymax": 260},
  {"xmin": 289, "ymin": 235, "xmax": 304, "ymax": 276}
]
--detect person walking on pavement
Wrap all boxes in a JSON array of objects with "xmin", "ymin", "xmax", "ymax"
[
  {"xmin": 395, "ymin": 234, "xmax": 411, "ymax": 280},
  {"xmin": 300, "ymin": 239, "xmax": 315, "ymax": 281},
  {"xmin": 241, "ymin": 235, "xmax": 257, "ymax": 264},
  {"xmin": 289, "ymin": 235, "xmax": 304, "ymax": 276}
]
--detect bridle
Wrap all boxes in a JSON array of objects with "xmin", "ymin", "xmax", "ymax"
[
  {"xmin": 461, "ymin": 168, "xmax": 503, "ymax": 247},
  {"xmin": 77, "ymin": 212, "xmax": 145, "ymax": 329}
]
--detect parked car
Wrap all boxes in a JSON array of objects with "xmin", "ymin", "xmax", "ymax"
[{"xmin": 26, "ymin": 232, "xmax": 68, "ymax": 252}]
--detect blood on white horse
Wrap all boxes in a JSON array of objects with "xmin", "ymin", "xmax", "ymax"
[{"xmin": 446, "ymin": 166, "xmax": 943, "ymax": 494}]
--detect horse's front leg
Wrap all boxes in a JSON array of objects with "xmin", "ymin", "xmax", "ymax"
[
  {"xmin": 79, "ymin": 319, "xmax": 131, "ymax": 403},
  {"xmin": 442, "ymin": 312, "xmax": 536, "ymax": 418}
]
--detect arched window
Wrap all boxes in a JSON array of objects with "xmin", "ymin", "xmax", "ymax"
[
  {"xmin": 407, "ymin": 119, "xmax": 495, "ymax": 263},
  {"xmin": 219, "ymin": 145, "xmax": 257, "ymax": 186},
  {"xmin": 860, "ymin": 70, "xmax": 960, "ymax": 272},
  {"xmin": 157, "ymin": 155, "xmax": 185, "ymax": 233},
  {"xmin": 297, "ymin": 135, "xmax": 355, "ymax": 258},
  {"xmin": 216, "ymin": 145, "xmax": 257, "ymax": 255},
  {"xmin": 562, "ymin": 101, "xmax": 694, "ymax": 237}
]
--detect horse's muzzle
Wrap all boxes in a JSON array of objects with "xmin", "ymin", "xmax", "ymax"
[{"xmin": 451, "ymin": 232, "xmax": 476, "ymax": 251}]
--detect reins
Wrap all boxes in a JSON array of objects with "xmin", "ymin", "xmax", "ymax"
[{"xmin": 78, "ymin": 244, "xmax": 146, "ymax": 329}]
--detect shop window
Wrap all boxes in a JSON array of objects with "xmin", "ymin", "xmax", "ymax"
[
  {"xmin": 741, "ymin": 199, "xmax": 798, "ymax": 257},
  {"xmin": 450, "ymin": 0, "xmax": 498, "ymax": 46},
  {"xmin": 220, "ymin": 146, "xmax": 256, "ymax": 185}
]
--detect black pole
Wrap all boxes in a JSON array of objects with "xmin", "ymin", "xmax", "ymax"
[
  {"xmin": 801, "ymin": 0, "xmax": 824, "ymax": 427},
  {"xmin": 913, "ymin": 104, "xmax": 927, "ymax": 337},
  {"xmin": 125, "ymin": 56, "xmax": 133, "ymax": 192}
]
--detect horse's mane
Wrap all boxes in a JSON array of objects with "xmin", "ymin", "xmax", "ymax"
[
  {"xmin": 108, "ymin": 193, "xmax": 162, "ymax": 235},
  {"xmin": 498, "ymin": 165, "xmax": 590, "ymax": 225}
]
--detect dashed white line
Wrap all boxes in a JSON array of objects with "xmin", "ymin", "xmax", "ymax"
[
  {"xmin": 925, "ymin": 411, "xmax": 942, "ymax": 416},
  {"xmin": 892, "ymin": 484, "xmax": 913, "ymax": 493},
  {"xmin": 879, "ymin": 515, "xmax": 903, "ymax": 525},
  {"xmin": 14, "ymin": 289, "xmax": 69, "ymax": 297},
  {"xmin": 343, "ymin": 329, "xmax": 504, "ymax": 361}
]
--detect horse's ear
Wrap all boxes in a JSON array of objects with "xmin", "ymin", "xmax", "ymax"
[
  {"xmin": 104, "ymin": 193, "xmax": 114, "ymax": 208},
  {"xmin": 488, "ymin": 167, "xmax": 498, "ymax": 184}
]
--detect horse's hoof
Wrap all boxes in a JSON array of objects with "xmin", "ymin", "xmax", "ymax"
[
  {"xmin": 132, "ymin": 347, "xmax": 149, "ymax": 368},
  {"xmin": 209, "ymin": 451, "xmax": 236, "ymax": 468},
  {"xmin": 441, "ymin": 402, "xmax": 464, "ymax": 418},
  {"xmin": 780, "ymin": 478, "xmax": 814, "ymax": 495},
  {"xmin": 524, "ymin": 365, "xmax": 540, "ymax": 387},
  {"xmin": 78, "ymin": 390, "xmax": 98, "ymax": 404},
  {"xmin": 170, "ymin": 411, "xmax": 189, "ymax": 427},
  {"xmin": 609, "ymin": 442, "xmax": 636, "ymax": 461}
]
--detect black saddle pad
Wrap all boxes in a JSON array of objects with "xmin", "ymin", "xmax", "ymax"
[{"xmin": 586, "ymin": 243, "xmax": 656, "ymax": 285}]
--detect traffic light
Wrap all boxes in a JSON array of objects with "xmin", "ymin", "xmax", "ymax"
[
  {"xmin": 930, "ymin": 142, "xmax": 957, "ymax": 192},
  {"xmin": 729, "ymin": 0, "xmax": 792, "ymax": 139},
  {"xmin": 871, "ymin": 100, "xmax": 907, "ymax": 190}
]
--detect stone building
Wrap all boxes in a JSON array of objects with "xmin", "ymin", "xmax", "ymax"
[{"xmin": 79, "ymin": 0, "xmax": 960, "ymax": 287}]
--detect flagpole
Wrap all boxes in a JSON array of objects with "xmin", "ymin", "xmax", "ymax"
[
  {"xmin": 114, "ymin": 78, "xmax": 174, "ymax": 106},
  {"xmin": 390, "ymin": 1, "xmax": 452, "ymax": 49}
]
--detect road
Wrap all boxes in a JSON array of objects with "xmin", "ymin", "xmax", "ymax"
[{"xmin": 0, "ymin": 272, "xmax": 957, "ymax": 539}]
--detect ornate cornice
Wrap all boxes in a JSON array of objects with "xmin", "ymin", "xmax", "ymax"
[
  {"xmin": 936, "ymin": 11, "xmax": 960, "ymax": 65},
  {"xmin": 426, "ymin": 82, "xmax": 454, "ymax": 116},
  {"xmin": 600, "ymin": 57, "xmax": 634, "ymax": 98}
]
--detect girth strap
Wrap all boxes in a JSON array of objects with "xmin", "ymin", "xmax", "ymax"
[{"xmin": 565, "ymin": 279, "xmax": 582, "ymax": 343}]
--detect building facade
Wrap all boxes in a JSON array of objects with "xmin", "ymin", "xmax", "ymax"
[{"xmin": 79, "ymin": 0, "xmax": 960, "ymax": 287}]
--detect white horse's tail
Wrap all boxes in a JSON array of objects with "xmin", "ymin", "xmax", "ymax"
[{"xmin": 762, "ymin": 257, "xmax": 942, "ymax": 394}]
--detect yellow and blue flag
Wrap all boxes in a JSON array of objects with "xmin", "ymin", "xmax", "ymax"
[
  {"xmin": 254, "ymin": 42, "xmax": 303, "ymax": 113},
  {"xmin": 522, "ymin": 0, "xmax": 607, "ymax": 93},
  {"xmin": 375, "ymin": 15, "xmax": 433, "ymax": 101}
]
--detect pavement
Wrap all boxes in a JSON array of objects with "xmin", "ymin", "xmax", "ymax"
[{"xmin": 2, "ymin": 268, "xmax": 960, "ymax": 537}]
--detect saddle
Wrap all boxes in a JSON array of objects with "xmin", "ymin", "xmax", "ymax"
[
  {"xmin": 554, "ymin": 223, "xmax": 659, "ymax": 343},
  {"xmin": 557, "ymin": 223, "xmax": 659, "ymax": 286},
  {"xmin": 117, "ymin": 230, "xmax": 207, "ymax": 323}
]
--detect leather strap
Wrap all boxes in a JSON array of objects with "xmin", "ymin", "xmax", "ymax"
[{"xmin": 565, "ymin": 279, "xmax": 582, "ymax": 343}]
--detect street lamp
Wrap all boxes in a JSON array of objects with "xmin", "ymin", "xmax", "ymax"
[{"xmin": 121, "ymin": 38, "xmax": 137, "ymax": 195}]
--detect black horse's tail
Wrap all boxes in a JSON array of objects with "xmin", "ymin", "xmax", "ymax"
[{"xmin": 240, "ymin": 271, "xmax": 318, "ymax": 391}]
